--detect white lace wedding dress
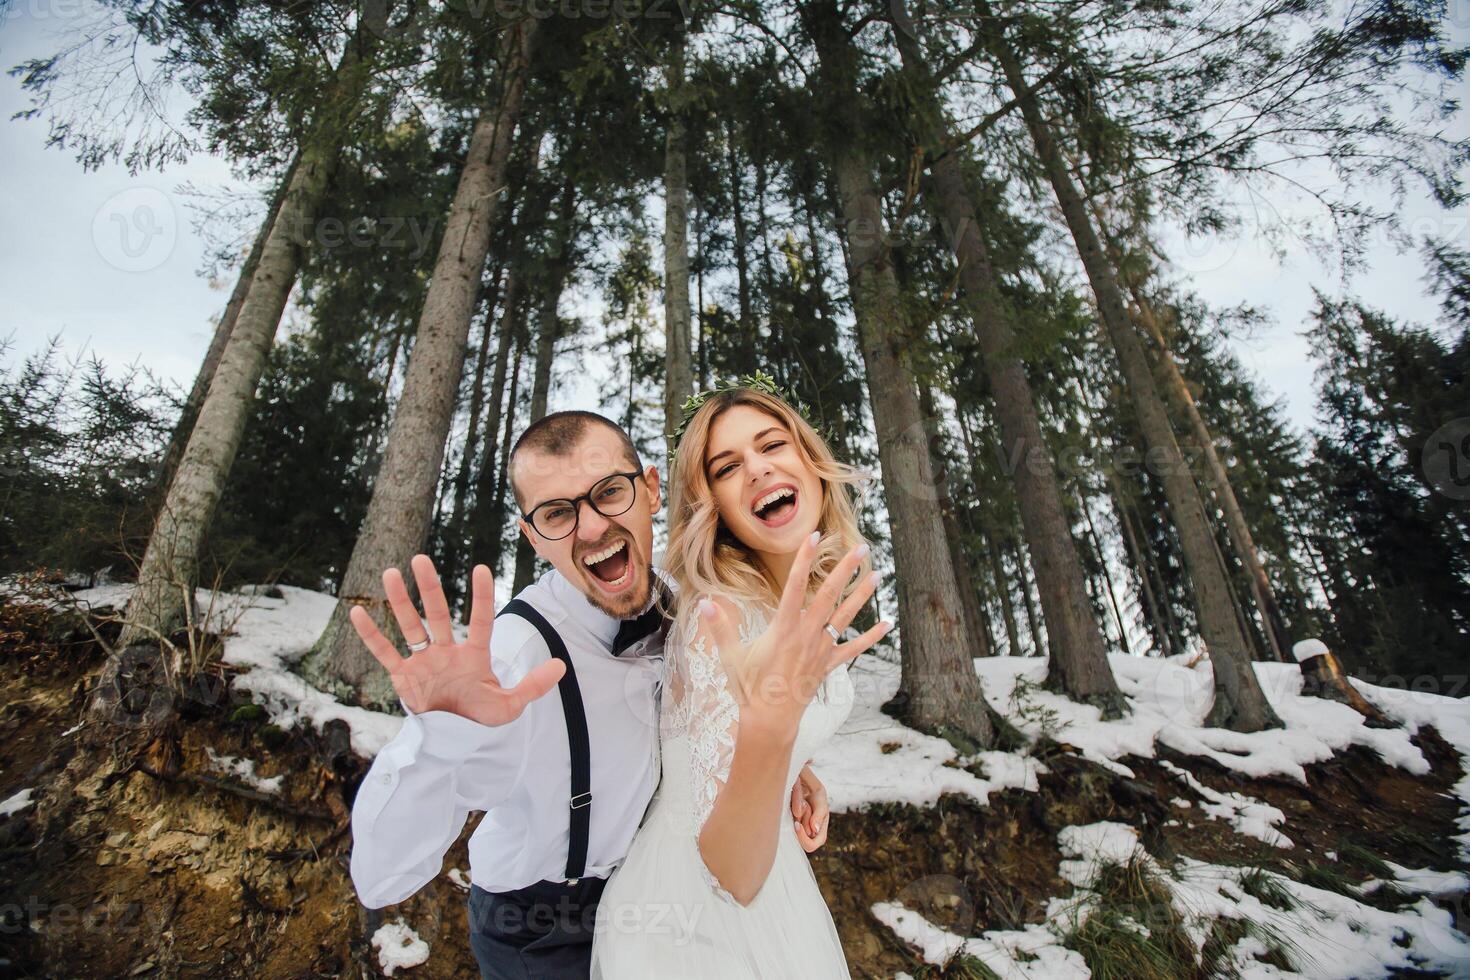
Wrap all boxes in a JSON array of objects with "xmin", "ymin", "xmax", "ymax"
[{"xmin": 590, "ymin": 598, "xmax": 854, "ymax": 979}]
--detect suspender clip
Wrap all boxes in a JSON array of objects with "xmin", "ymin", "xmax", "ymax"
[{"xmin": 570, "ymin": 791, "xmax": 593, "ymax": 809}]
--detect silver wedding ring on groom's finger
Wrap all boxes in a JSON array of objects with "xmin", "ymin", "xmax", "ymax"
[
  {"xmin": 407, "ymin": 635, "xmax": 432, "ymax": 652},
  {"xmin": 823, "ymin": 623, "xmax": 841, "ymax": 643}
]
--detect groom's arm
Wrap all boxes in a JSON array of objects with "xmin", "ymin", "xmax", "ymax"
[{"xmin": 350, "ymin": 630, "xmax": 538, "ymax": 908}]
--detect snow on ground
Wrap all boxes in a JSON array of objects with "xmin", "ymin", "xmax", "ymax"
[
  {"xmin": 69, "ymin": 583, "xmax": 405, "ymax": 757},
  {"xmin": 56, "ymin": 583, "xmax": 1470, "ymax": 977},
  {"xmin": 958, "ymin": 652, "xmax": 1432, "ymax": 784},
  {"xmin": 1359, "ymin": 861, "xmax": 1470, "ymax": 900},
  {"xmin": 1, "ymin": 787, "xmax": 35, "ymax": 817},
  {"xmin": 204, "ymin": 747, "xmax": 284, "ymax": 794},
  {"xmin": 880, "ymin": 821, "xmax": 1470, "ymax": 979},
  {"xmin": 370, "ymin": 919, "xmax": 430, "ymax": 976},
  {"xmin": 1350, "ymin": 680, "xmax": 1470, "ymax": 863},
  {"xmin": 814, "ymin": 653, "xmax": 1049, "ymax": 812},
  {"xmin": 1158, "ymin": 759, "xmax": 1293, "ymax": 849},
  {"xmin": 872, "ymin": 900, "xmax": 1089, "ymax": 980}
]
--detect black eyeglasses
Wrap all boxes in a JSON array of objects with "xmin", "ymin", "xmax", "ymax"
[{"xmin": 522, "ymin": 470, "xmax": 643, "ymax": 540}]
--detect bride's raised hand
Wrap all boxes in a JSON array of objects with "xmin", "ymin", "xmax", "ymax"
[
  {"xmin": 349, "ymin": 555, "xmax": 565, "ymax": 726},
  {"xmin": 700, "ymin": 532, "xmax": 890, "ymax": 735}
]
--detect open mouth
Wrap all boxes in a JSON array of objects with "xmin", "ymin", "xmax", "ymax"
[
  {"xmin": 580, "ymin": 538, "xmax": 634, "ymax": 593},
  {"xmin": 751, "ymin": 484, "xmax": 800, "ymax": 528}
]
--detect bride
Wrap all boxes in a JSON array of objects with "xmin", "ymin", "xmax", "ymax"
[{"xmin": 590, "ymin": 382, "xmax": 891, "ymax": 979}]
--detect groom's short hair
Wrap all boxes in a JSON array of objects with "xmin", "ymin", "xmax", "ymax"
[{"xmin": 509, "ymin": 411, "xmax": 643, "ymax": 510}]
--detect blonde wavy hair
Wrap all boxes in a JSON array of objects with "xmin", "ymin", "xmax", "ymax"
[{"xmin": 664, "ymin": 387, "xmax": 873, "ymax": 645}]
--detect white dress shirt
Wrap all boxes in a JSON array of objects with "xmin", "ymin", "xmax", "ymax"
[{"xmin": 350, "ymin": 567, "xmax": 665, "ymax": 907}]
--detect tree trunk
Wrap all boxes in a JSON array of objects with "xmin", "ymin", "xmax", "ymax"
[
  {"xmin": 153, "ymin": 150, "xmax": 301, "ymax": 503},
  {"xmin": 888, "ymin": 0, "xmax": 1125, "ymax": 714},
  {"xmin": 119, "ymin": 45, "xmax": 375, "ymax": 649},
  {"xmin": 457, "ymin": 272, "xmax": 521, "ymax": 620},
  {"xmin": 1078, "ymin": 486, "xmax": 1133, "ymax": 655},
  {"xmin": 725, "ymin": 116, "xmax": 753, "ymax": 338},
  {"xmin": 1010, "ymin": 536, "xmax": 1047, "ymax": 660},
  {"xmin": 440, "ymin": 262, "xmax": 506, "ymax": 607},
  {"xmin": 987, "ymin": 532, "xmax": 1022, "ymax": 656},
  {"xmin": 919, "ymin": 382, "xmax": 993, "ymax": 658},
  {"xmin": 302, "ymin": 20, "xmax": 536, "ymax": 706},
  {"xmin": 801, "ymin": 0, "xmax": 995, "ymax": 748},
  {"xmin": 662, "ymin": 25, "xmax": 695, "ymax": 454},
  {"xmin": 956, "ymin": 408, "xmax": 1022, "ymax": 658},
  {"xmin": 513, "ymin": 178, "xmax": 576, "ymax": 595},
  {"xmin": 491, "ymin": 330, "xmax": 525, "ymax": 574},
  {"xmin": 989, "ymin": 30, "xmax": 1281, "ymax": 730},
  {"xmin": 1129, "ymin": 290, "xmax": 1293, "ymax": 662}
]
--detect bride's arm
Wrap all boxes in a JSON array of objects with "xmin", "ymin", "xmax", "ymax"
[
  {"xmin": 682, "ymin": 596, "xmax": 812, "ymax": 906},
  {"xmin": 682, "ymin": 547, "xmax": 886, "ymax": 906},
  {"xmin": 696, "ymin": 696, "xmax": 801, "ymax": 906}
]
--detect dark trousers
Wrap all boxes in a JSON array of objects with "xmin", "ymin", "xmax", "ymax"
[{"xmin": 467, "ymin": 877, "xmax": 607, "ymax": 980}]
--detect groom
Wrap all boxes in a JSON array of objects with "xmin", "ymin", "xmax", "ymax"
[{"xmin": 349, "ymin": 411, "xmax": 828, "ymax": 980}]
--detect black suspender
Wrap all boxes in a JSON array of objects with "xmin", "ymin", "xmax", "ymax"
[{"xmin": 495, "ymin": 598, "xmax": 593, "ymax": 883}]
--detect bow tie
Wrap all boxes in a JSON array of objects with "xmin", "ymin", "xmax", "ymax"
[{"xmin": 612, "ymin": 583, "xmax": 672, "ymax": 657}]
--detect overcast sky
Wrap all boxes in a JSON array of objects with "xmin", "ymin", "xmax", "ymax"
[{"xmin": 3, "ymin": 4, "xmax": 1468, "ymax": 441}]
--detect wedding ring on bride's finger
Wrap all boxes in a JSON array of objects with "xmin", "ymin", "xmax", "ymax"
[
  {"xmin": 823, "ymin": 623, "xmax": 841, "ymax": 643},
  {"xmin": 407, "ymin": 635, "xmax": 432, "ymax": 652}
]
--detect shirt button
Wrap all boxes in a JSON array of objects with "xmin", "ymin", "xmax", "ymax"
[{"xmin": 381, "ymin": 773, "xmax": 393, "ymax": 785}]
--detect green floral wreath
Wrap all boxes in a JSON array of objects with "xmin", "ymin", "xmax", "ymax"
[{"xmin": 666, "ymin": 369, "xmax": 836, "ymax": 463}]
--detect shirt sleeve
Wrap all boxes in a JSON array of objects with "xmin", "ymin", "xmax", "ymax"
[{"xmin": 349, "ymin": 625, "xmax": 539, "ymax": 909}]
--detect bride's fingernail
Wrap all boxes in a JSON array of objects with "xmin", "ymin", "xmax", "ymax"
[
  {"xmin": 879, "ymin": 618, "xmax": 894, "ymax": 632},
  {"xmin": 855, "ymin": 543, "xmax": 870, "ymax": 559}
]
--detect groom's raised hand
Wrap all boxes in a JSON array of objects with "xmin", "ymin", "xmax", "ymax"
[{"xmin": 349, "ymin": 555, "xmax": 566, "ymax": 726}]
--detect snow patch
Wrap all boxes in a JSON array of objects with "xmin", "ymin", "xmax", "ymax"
[
  {"xmin": 1159, "ymin": 759, "xmax": 1293, "ymax": 848},
  {"xmin": 876, "ymin": 821, "xmax": 1470, "ymax": 979},
  {"xmin": 1, "ymin": 788, "xmax": 35, "ymax": 818},
  {"xmin": 371, "ymin": 919, "xmax": 429, "ymax": 976},
  {"xmin": 204, "ymin": 747, "xmax": 284, "ymax": 794},
  {"xmin": 871, "ymin": 901, "xmax": 1089, "ymax": 979},
  {"xmin": 1292, "ymin": 638, "xmax": 1330, "ymax": 662},
  {"xmin": 813, "ymin": 655, "xmax": 1048, "ymax": 813},
  {"xmin": 70, "ymin": 583, "xmax": 405, "ymax": 757}
]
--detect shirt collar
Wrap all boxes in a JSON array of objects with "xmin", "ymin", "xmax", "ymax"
[{"xmin": 545, "ymin": 565, "xmax": 670, "ymax": 649}]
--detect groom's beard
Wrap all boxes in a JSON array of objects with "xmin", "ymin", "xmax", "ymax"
[
  {"xmin": 584, "ymin": 564, "xmax": 653, "ymax": 619},
  {"xmin": 573, "ymin": 531, "xmax": 653, "ymax": 619}
]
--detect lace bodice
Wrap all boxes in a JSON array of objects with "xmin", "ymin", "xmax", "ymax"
[{"xmin": 655, "ymin": 597, "xmax": 854, "ymax": 899}]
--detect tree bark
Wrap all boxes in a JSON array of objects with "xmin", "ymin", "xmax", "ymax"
[
  {"xmin": 988, "ymin": 532, "xmax": 1022, "ymax": 655},
  {"xmin": 919, "ymin": 382, "xmax": 993, "ymax": 658},
  {"xmin": 1129, "ymin": 289, "xmax": 1293, "ymax": 662},
  {"xmin": 441, "ymin": 261, "xmax": 510, "ymax": 611},
  {"xmin": 153, "ymin": 150, "xmax": 301, "ymax": 504},
  {"xmin": 1078, "ymin": 486, "xmax": 1133, "ymax": 655},
  {"xmin": 662, "ymin": 24, "xmax": 695, "ymax": 454},
  {"xmin": 888, "ymin": 0, "xmax": 1124, "ymax": 714},
  {"xmin": 989, "ymin": 28, "xmax": 1281, "ymax": 730},
  {"xmin": 457, "ymin": 271, "xmax": 521, "ymax": 620},
  {"xmin": 120, "ymin": 44, "xmax": 375, "ymax": 649},
  {"xmin": 801, "ymin": 0, "xmax": 995, "ymax": 748},
  {"xmin": 302, "ymin": 20, "xmax": 536, "ymax": 706},
  {"xmin": 513, "ymin": 175, "xmax": 577, "ymax": 595},
  {"xmin": 491, "ymin": 330, "xmax": 525, "ymax": 573},
  {"xmin": 725, "ymin": 116, "xmax": 753, "ymax": 339}
]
